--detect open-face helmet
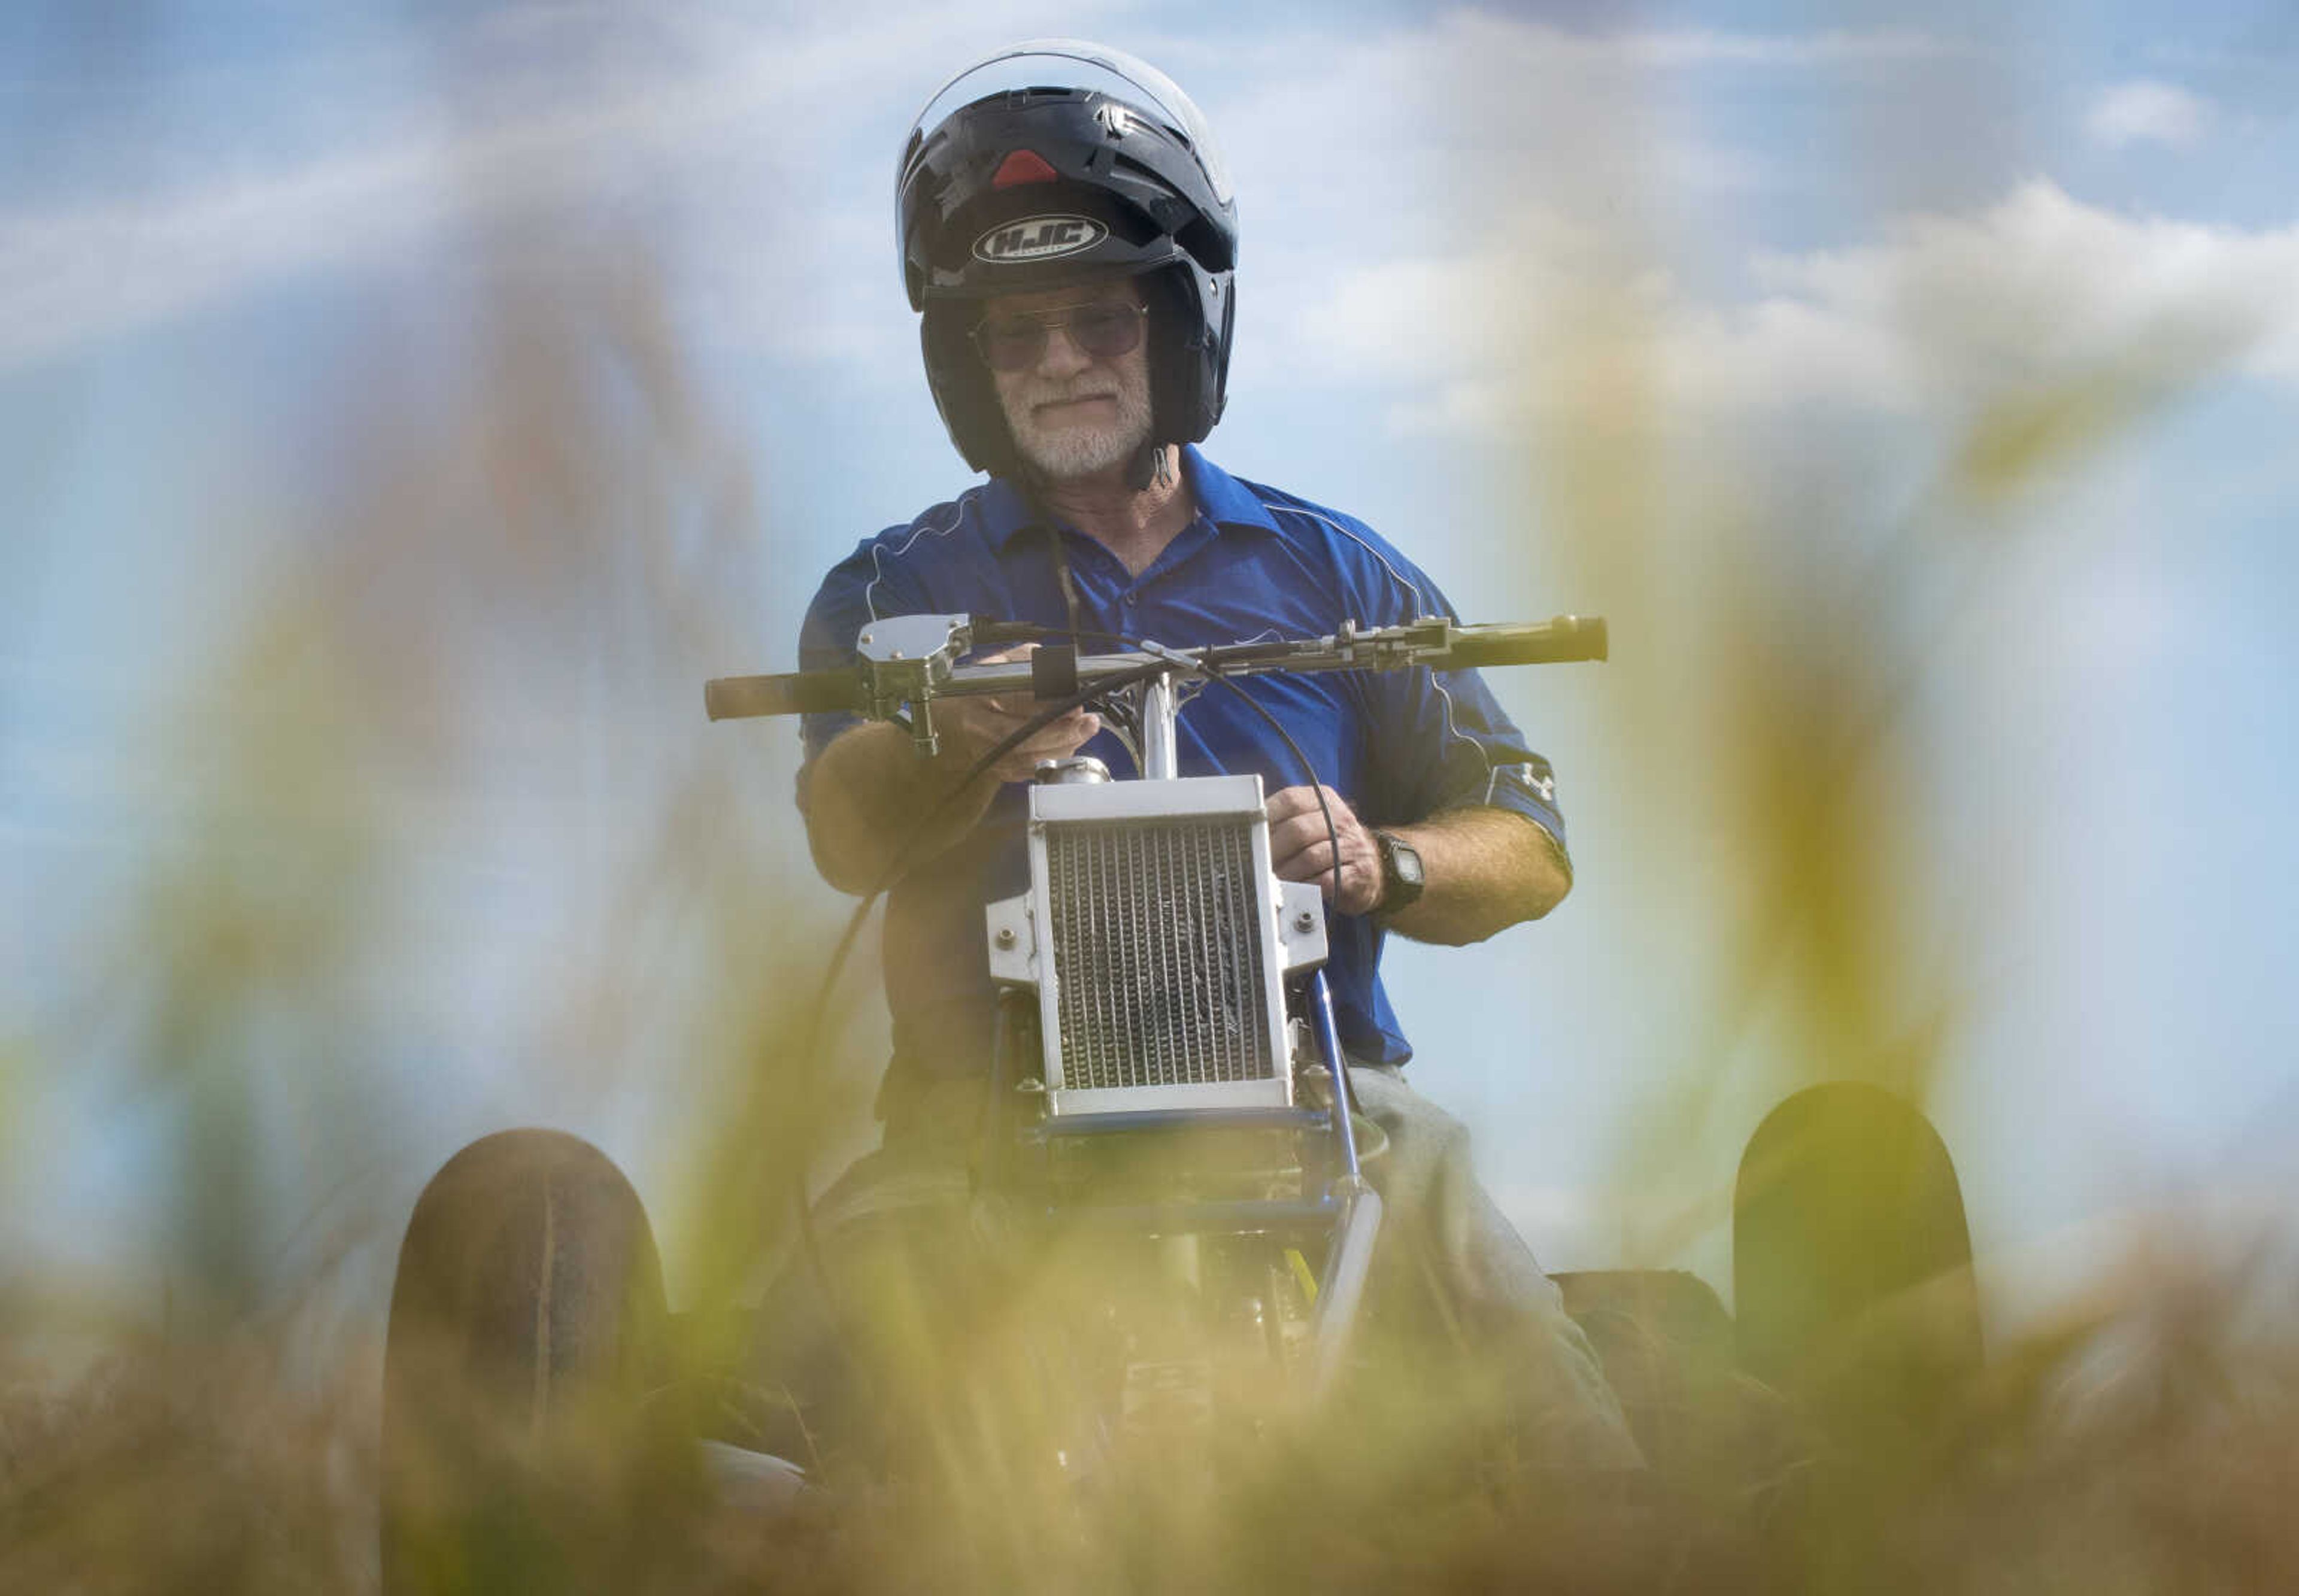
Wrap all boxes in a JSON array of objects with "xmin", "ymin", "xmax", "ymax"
[{"xmin": 896, "ymin": 41, "xmax": 1238, "ymax": 479}]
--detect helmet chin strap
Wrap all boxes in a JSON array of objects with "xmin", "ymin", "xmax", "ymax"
[{"xmin": 1126, "ymin": 437, "xmax": 1170, "ymax": 493}]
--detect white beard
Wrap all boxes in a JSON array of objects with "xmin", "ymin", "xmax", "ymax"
[{"xmin": 1002, "ymin": 368, "xmax": 1154, "ymax": 481}]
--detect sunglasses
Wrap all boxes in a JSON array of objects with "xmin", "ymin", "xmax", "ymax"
[{"xmin": 970, "ymin": 301, "xmax": 1147, "ymax": 372}]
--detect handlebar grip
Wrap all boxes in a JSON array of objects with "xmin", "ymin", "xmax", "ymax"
[
  {"xmin": 1443, "ymin": 615, "xmax": 1608, "ymax": 669},
  {"xmin": 704, "ymin": 668, "xmax": 862, "ymax": 720}
]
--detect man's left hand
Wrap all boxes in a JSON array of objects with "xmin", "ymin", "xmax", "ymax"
[{"xmin": 1265, "ymin": 784, "xmax": 1383, "ymax": 916}]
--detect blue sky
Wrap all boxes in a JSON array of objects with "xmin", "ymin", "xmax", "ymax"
[{"xmin": 5, "ymin": 1, "xmax": 2297, "ymax": 1336}]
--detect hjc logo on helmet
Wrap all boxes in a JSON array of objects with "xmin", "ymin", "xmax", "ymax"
[{"xmin": 972, "ymin": 216, "xmax": 1109, "ymax": 263}]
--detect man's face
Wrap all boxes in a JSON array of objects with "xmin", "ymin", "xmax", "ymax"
[{"xmin": 980, "ymin": 282, "xmax": 1152, "ymax": 481}]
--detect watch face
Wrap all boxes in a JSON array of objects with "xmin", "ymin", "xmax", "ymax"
[{"xmin": 1378, "ymin": 831, "xmax": 1425, "ymax": 908}]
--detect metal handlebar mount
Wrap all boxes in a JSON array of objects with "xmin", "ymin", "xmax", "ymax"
[{"xmin": 853, "ymin": 613, "xmax": 979, "ymax": 756}]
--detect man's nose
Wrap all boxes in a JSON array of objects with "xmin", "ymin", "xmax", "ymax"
[{"xmin": 1033, "ymin": 323, "xmax": 1095, "ymax": 378}]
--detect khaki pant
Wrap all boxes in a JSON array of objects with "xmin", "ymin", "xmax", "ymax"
[{"xmin": 747, "ymin": 1066, "xmax": 1640, "ymax": 1477}]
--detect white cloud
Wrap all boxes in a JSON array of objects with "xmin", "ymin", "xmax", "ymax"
[
  {"xmin": 2083, "ymin": 80, "xmax": 2212, "ymax": 150},
  {"xmin": 0, "ymin": 1, "xmax": 1103, "ymax": 372},
  {"xmin": 1580, "ymin": 26, "xmax": 1971, "ymax": 68},
  {"xmin": 1211, "ymin": 12, "xmax": 1906, "ymax": 240},
  {"xmin": 1764, "ymin": 181, "xmax": 2299, "ymax": 390},
  {"xmin": 0, "ymin": 59, "xmax": 777, "ymax": 369},
  {"xmin": 1281, "ymin": 181, "xmax": 2299, "ymax": 438}
]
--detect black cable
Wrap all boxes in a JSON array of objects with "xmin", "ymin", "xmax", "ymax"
[
  {"xmin": 1183, "ymin": 667, "xmax": 1357, "ymax": 1113},
  {"xmin": 786, "ymin": 653, "xmax": 1181, "ymax": 1311},
  {"xmin": 989, "ymin": 622, "xmax": 1351, "ymax": 900}
]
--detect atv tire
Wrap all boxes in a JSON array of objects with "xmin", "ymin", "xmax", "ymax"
[
  {"xmin": 1734, "ymin": 1082, "xmax": 1981, "ymax": 1445},
  {"xmin": 379, "ymin": 1128, "xmax": 687, "ymax": 1595}
]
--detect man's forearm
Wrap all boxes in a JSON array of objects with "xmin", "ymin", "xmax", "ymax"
[
  {"xmin": 1382, "ymin": 806, "xmax": 1571, "ymax": 946},
  {"xmin": 799, "ymin": 721, "xmax": 998, "ymax": 895},
  {"xmin": 800, "ymin": 659, "xmax": 1105, "ymax": 896}
]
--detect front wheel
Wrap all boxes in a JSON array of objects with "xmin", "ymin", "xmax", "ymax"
[
  {"xmin": 378, "ymin": 1128, "xmax": 688, "ymax": 1595},
  {"xmin": 1733, "ymin": 1083, "xmax": 1981, "ymax": 1445}
]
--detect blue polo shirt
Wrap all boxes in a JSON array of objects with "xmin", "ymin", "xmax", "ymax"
[{"xmin": 797, "ymin": 446, "xmax": 1566, "ymax": 1088}]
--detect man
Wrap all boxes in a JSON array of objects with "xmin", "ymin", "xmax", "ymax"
[
  {"xmin": 790, "ymin": 41, "xmax": 1635, "ymax": 1472},
  {"xmin": 802, "ymin": 268, "xmax": 1572, "ymax": 955}
]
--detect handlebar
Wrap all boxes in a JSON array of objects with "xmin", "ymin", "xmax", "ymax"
[
  {"xmin": 1433, "ymin": 615, "xmax": 1608, "ymax": 669},
  {"xmin": 705, "ymin": 613, "xmax": 1606, "ymax": 730},
  {"xmin": 703, "ymin": 670, "xmax": 866, "ymax": 721}
]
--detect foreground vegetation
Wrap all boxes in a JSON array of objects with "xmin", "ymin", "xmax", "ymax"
[{"xmin": 4, "ymin": 1237, "xmax": 2292, "ymax": 1593}]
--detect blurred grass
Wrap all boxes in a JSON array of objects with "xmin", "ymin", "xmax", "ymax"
[
  {"xmin": 4, "ymin": 7, "xmax": 2295, "ymax": 1594},
  {"xmin": 8, "ymin": 1246, "xmax": 2295, "ymax": 1592}
]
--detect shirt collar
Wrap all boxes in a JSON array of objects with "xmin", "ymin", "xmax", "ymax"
[{"xmin": 979, "ymin": 444, "xmax": 1282, "ymax": 550}]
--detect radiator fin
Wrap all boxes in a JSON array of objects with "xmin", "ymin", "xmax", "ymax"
[{"xmin": 1043, "ymin": 816, "xmax": 1275, "ymax": 1090}]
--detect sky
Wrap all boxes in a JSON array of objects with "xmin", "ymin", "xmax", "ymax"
[{"xmin": 4, "ymin": 0, "xmax": 2297, "ymax": 1342}]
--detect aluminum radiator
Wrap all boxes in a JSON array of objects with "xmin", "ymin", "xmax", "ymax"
[{"xmin": 986, "ymin": 773, "xmax": 1329, "ymax": 1116}]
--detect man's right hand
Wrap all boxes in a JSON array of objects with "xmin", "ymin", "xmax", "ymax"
[
  {"xmin": 799, "ymin": 645, "xmax": 1101, "ymax": 894},
  {"xmin": 935, "ymin": 644, "xmax": 1102, "ymax": 785}
]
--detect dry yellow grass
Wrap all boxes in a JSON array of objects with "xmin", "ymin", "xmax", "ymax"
[{"xmin": 6, "ymin": 1256, "xmax": 2296, "ymax": 1592}]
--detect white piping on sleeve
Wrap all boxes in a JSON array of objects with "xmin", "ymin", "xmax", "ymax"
[
  {"xmin": 1255, "ymin": 497, "xmax": 1502, "ymax": 797},
  {"xmin": 863, "ymin": 489, "xmax": 977, "ymax": 622}
]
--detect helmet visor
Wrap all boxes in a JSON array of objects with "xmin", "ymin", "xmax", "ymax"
[{"xmin": 904, "ymin": 40, "xmax": 1233, "ymax": 207}]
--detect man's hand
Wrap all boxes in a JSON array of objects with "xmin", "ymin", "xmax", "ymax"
[
  {"xmin": 799, "ymin": 644, "xmax": 1101, "ymax": 895},
  {"xmin": 936, "ymin": 645, "xmax": 1101, "ymax": 784},
  {"xmin": 1264, "ymin": 788, "xmax": 1573, "ymax": 942},
  {"xmin": 1266, "ymin": 784, "xmax": 1383, "ymax": 916}
]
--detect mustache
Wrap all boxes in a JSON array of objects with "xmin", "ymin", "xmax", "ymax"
[{"xmin": 1020, "ymin": 383, "xmax": 1122, "ymax": 407}]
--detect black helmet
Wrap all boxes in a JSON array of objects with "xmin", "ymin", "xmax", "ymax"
[{"xmin": 896, "ymin": 41, "xmax": 1239, "ymax": 478}]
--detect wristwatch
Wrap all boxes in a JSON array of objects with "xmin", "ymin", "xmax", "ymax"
[{"xmin": 1370, "ymin": 830, "xmax": 1425, "ymax": 914}]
